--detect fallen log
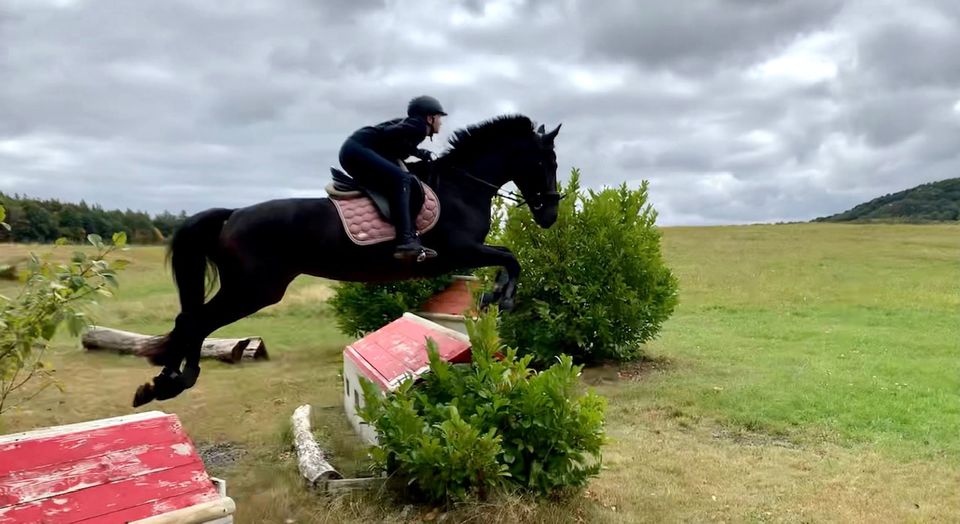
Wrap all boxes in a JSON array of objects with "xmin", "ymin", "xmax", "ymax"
[
  {"xmin": 82, "ymin": 326, "xmax": 268, "ymax": 363},
  {"xmin": 0, "ymin": 264, "xmax": 17, "ymax": 280},
  {"xmin": 291, "ymin": 404, "xmax": 342, "ymax": 485}
]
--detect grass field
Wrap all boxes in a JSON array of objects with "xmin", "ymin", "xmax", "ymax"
[{"xmin": 1, "ymin": 223, "xmax": 958, "ymax": 523}]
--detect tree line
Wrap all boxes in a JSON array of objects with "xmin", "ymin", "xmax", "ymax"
[{"xmin": 0, "ymin": 193, "xmax": 187, "ymax": 244}]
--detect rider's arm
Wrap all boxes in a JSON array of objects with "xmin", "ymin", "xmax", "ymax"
[{"xmin": 380, "ymin": 117, "xmax": 430, "ymax": 160}]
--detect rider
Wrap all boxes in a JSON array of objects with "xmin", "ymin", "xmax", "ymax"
[{"xmin": 338, "ymin": 95, "xmax": 446, "ymax": 260}]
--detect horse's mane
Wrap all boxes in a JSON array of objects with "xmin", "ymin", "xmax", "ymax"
[{"xmin": 442, "ymin": 114, "xmax": 535, "ymax": 158}]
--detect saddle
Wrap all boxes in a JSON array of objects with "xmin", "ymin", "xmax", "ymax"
[{"xmin": 325, "ymin": 167, "xmax": 440, "ymax": 246}]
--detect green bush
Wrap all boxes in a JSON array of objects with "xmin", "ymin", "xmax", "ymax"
[
  {"xmin": 0, "ymin": 204, "xmax": 127, "ymax": 419},
  {"xmin": 358, "ymin": 309, "xmax": 607, "ymax": 504},
  {"xmin": 328, "ymin": 275, "xmax": 455, "ymax": 337},
  {"xmin": 496, "ymin": 168, "xmax": 679, "ymax": 365}
]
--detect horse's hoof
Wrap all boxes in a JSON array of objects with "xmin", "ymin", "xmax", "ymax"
[
  {"xmin": 152, "ymin": 372, "xmax": 187, "ymax": 401},
  {"xmin": 480, "ymin": 291, "xmax": 497, "ymax": 309},
  {"xmin": 181, "ymin": 366, "xmax": 201, "ymax": 389},
  {"xmin": 132, "ymin": 383, "xmax": 155, "ymax": 408}
]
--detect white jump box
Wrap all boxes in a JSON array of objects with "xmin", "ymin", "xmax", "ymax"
[{"xmin": 342, "ymin": 313, "xmax": 472, "ymax": 445}]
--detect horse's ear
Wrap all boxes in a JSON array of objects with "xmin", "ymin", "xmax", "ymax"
[
  {"xmin": 543, "ymin": 123, "xmax": 561, "ymax": 145},
  {"xmin": 537, "ymin": 124, "xmax": 545, "ymax": 134}
]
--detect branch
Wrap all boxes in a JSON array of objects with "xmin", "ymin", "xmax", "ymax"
[
  {"xmin": 1, "ymin": 378, "xmax": 54, "ymax": 415},
  {"xmin": 8, "ymin": 345, "xmax": 49, "ymax": 394}
]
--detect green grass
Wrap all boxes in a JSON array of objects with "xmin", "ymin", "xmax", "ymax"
[
  {"xmin": 625, "ymin": 224, "xmax": 960, "ymax": 461},
  {"xmin": 2, "ymin": 222, "xmax": 959, "ymax": 522}
]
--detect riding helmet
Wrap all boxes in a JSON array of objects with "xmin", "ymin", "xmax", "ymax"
[{"xmin": 407, "ymin": 95, "xmax": 447, "ymax": 117}]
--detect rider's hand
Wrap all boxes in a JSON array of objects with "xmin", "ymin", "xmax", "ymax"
[{"xmin": 415, "ymin": 148, "xmax": 434, "ymax": 162}]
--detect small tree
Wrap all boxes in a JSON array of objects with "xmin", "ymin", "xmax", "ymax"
[
  {"xmin": 0, "ymin": 204, "xmax": 127, "ymax": 419},
  {"xmin": 358, "ymin": 308, "xmax": 606, "ymax": 505},
  {"xmin": 496, "ymin": 168, "xmax": 679, "ymax": 365},
  {"xmin": 328, "ymin": 275, "xmax": 455, "ymax": 337}
]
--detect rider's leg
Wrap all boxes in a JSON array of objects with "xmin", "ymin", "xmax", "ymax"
[
  {"xmin": 338, "ymin": 139, "xmax": 436, "ymax": 259},
  {"xmin": 390, "ymin": 177, "xmax": 438, "ymax": 259}
]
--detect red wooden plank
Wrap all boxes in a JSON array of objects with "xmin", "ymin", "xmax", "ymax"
[
  {"xmin": 73, "ymin": 488, "xmax": 221, "ymax": 524},
  {"xmin": 345, "ymin": 347, "xmax": 391, "ymax": 391},
  {"xmin": 350, "ymin": 340, "xmax": 404, "ymax": 382},
  {"xmin": 0, "ymin": 415, "xmax": 189, "ymax": 477},
  {"xmin": 349, "ymin": 316, "xmax": 471, "ymax": 386},
  {"xmin": 344, "ymin": 315, "xmax": 470, "ymax": 390},
  {"xmin": 0, "ymin": 462, "xmax": 217, "ymax": 523},
  {"xmin": 0, "ymin": 440, "xmax": 204, "ymax": 507}
]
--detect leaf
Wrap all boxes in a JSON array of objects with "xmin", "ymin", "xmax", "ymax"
[
  {"xmin": 66, "ymin": 312, "xmax": 88, "ymax": 337},
  {"xmin": 102, "ymin": 273, "xmax": 119, "ymax": 289},
  {"xmin": 87, "ymin": 234, "xmax": 103, "ymax": 249},
  {"xmin": 111, "ymin": 231, "xmax": 127, "ymax": 248},
  {"xmin": 41, "ymin": 322, "xmax": 58, "ymax": 340}
]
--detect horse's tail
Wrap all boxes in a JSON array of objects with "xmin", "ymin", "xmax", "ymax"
[
  {"xmin": 168, "ymin": 207, "xmax": 234, "ymax": 313},
  {"xmin": 143, "ymin": 207, "xmax": 234, "ymax": 366}
]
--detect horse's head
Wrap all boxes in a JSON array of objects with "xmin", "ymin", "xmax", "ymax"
[
  {"xmin": 443, "ymin": 115, "xmax": 563, "ymax": 228},
  {"xmin": 511, "ymin": 123, "xmax": 562, "ymax": 228}
]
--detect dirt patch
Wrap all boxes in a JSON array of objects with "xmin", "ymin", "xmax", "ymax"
[
  {"xmin": 710, "ymin": 427, "xmax": 801, "ymax": 450},
  {"xmin": 197, "ymin": 441, "xmax": 247, "ymax": 469},
  {"xmin": 616, "ymin": 356, "xmax": 672, "ymax": 381},
  {"xmin": 580, "ymin": 356, "xmax": 672, "ymax": 385}
]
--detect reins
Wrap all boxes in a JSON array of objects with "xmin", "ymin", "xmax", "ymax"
[{"xmin": 439, "ymin": 164, "xmax": 563, "ymax": 210}]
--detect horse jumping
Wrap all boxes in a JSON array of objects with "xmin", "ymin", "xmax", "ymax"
[{"xmin": 133, "ymin": 115, "xmax": 562, "ymax": 407}]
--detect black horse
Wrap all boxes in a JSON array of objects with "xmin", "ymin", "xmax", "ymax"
[{"xmin": 132, "ymin": 115, "xmax": 562, "ymax": 407}]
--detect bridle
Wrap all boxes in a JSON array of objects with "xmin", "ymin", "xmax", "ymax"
[{"xmin": 446, "ymin": 165, "xmax": 564, "ymax": 211}]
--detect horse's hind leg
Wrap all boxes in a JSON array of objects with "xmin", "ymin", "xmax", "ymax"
[
  {"xmin": 181, "ymin": 275, "xmax": 291, "ymax": 377},
  {"xmin": 133, "ymin": 272, "xmax": 293, "ymax": 407}
]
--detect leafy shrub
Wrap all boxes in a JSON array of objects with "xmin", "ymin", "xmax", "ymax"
[
  {"xmin": 328, "ymin": 275, "xmax": 455, "ymax": 337},
  {"xmin": 496, "ymin": 168, "xmax": 679, "ymax": 364},
  {"xmin": 0, "ymin": 204, "xmax": 127, "ymax": 419},
  {"xmin": 358, "ymin": 309, "xmax": 607, "ymax": 504}
]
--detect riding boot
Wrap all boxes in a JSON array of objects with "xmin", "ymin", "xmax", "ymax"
[{"xmin": 392, "ymin": 181, "xmax": 437, "ymax": 261}]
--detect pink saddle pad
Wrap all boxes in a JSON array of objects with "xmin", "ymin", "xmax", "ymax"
[{"xmin": 331, "ymin": 184, "xmax": 440, "ymax": 245}]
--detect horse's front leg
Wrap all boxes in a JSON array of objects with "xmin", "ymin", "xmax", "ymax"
[{"xmin": 453, "ymin": 244, "xmax": 520, "ymax": 311}]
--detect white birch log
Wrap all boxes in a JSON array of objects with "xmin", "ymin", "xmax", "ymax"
[{"xmin": 291, "ymin": 404, "xmax": 342, "ymax": 485}]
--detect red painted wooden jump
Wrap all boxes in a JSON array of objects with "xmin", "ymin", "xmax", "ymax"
[{"xmin": 0, "ymin": 411, "xmax": 233, "ymax": 523}]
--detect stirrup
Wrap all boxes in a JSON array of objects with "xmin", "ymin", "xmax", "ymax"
[{"xmin": 394, "ymin": 243, "xmax": 437, "ymax": 262}]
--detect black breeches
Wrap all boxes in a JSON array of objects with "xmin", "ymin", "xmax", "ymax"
[{"xmin": 338, "ymin": 138, "xmax": 413, "ymax": 195}]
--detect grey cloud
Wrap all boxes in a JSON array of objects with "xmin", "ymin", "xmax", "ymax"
[
  {"xmin": 844, "ymin": 90, "xmax": 951, "ymax": 148},
  {"xmin": 579, "ymin": 0, "xmax": 845, "ymax": 72},
  {"xmin": 857, "ymin": 17, "xmax": 960, "ymax": 88},
  {"xmin": 208, "ymin": 84, "xmax": 302, "ymax": 127},
  {"xmin": 1, "ymin": 0, "xmax": 958, "ymax": 226}
]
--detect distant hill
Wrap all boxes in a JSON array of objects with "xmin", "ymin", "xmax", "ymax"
[{"xmin": 814, "ymin": 178, "xmax": 960, "ymax": 223}]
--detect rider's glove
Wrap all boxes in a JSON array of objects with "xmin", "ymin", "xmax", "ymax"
[{"xmin": 415, "ymin": 148, "xmax": 434, "ymax": 162}]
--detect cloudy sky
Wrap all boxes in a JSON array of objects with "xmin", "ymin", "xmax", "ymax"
[{"xmin": 1, "ymin": 0, "xmax": 958, "ymax": 225}]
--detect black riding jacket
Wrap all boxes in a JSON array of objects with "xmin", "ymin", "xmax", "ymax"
[{"xmin": 347, "ymin": 115, "xmax": 431, "ymax": 162}]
